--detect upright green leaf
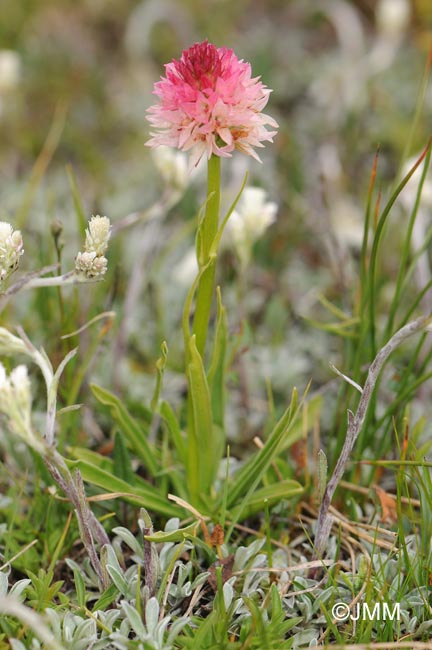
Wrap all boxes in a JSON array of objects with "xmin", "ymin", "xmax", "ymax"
[
  {"xmin": 113, "ymin": 430, "xmax": 135, "ymax": 486},
  {"xmin": 224, "ymin": 386, "xmax": 306, "ymax": 531},
  {"xmin": 207, "ymin": 287, "xmax": 227, "ymax": 429},
  {"xmin": 90, "ymin": 384, "xmax": 158, "ymax": 477},
  {"xmin": 151, "ymin": 341, "xmax": 168, "ymax": 411},
  {"xmin": 187, "ymin": 334, "xmax": 217, "ymax": 496},
  {"xmin": 160, "ymin": 400, "xmax": 186, "ymax": 464},
  {"xmin": 67, "ymin": 458, "xmax": 179, "ymax": 518}
]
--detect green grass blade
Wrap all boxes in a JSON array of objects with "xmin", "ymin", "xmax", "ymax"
[
  {"xmin": 67, "ymin": 458, "xmax": 179, "ymax": 518},
  {"xmin": 90, "ymin": 383, "xmax": 159, "ymax": 477},
  {"xmin": 225, "ymin": 387, "xmax": 303, "ymax": 514},
  {"xmin": 187, "ymin": 334, "xmax": 219, "ymax": 495},
  {"xmin": 66, "ymin": 164, "xmax": 88, "ymax": 234},
  {"xmin": 229, "ymin": 479, "xmax": 303, "ymax": 520},
  {"xmin": 207, "ymin": 286, "xmax": 227, "ymax": 429},
  {"xmin": 113, "ymin": 430, "xmax": 135, "ymax": 485},
  {"xmin": 151, "ymin": 340, "xmax": 168, "ymax": 411},
  {"xmin": 160, "ymin": 400, "xmax": 186, "ymax": 464},
  {"xmin": 368, "ymin": 140, "xmax": 431, "ymax": 355},
  {"xmin": 385, "ymin": 146, "xmax": 432, "ymax": 339}
]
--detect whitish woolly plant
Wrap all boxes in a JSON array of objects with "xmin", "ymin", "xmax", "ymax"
[
  {"xmin": 0, "ymin": 215, "xmax": 114, "ymax": 590},
  {"xmin": 0, "ymin": 221, "xmax": 24, "ymax": 285},
  {"xmin": 75, "ymin": 214, "xmax": 111, "ymax": 278},
  {"xmin": 0, "ymin": 215, "xmax": 111, "ymax": 315},
  {"xmin": 225, "ymin": 186, "xmax": 277, "ymax": 267},
  {"xmin": 0, "ymin": 327, "xmax": 112, "ymax": 588}
]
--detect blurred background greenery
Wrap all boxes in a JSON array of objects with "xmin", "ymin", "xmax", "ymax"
[{"xmin": 1, "ymin": 0, "xmax": 432, "ymax": 452}]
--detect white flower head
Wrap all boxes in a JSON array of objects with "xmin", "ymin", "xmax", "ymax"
[
  {"xmin": 75, "ymin": 251, "xmax": 108, "ymax": 278},
  {"xmin": 84, "ymin": 215, "xmax": 111, "ymax": 256},
  {"xmin": 0, "ymin": 221, "xmax": 24, "ymax": 283},
  {"xmin": 76, "ymin": 215, "xmax": 110, "ymax": 279},
  {"xmin": 376, "ymin": 0, "xmax": 410, "ymax": 38},
  {"xmin": 0, "ymin": 50, "xmax": 21, "ymax": 93},
  {"xmin": 226, "ymin": 187, "xmax": 277, "ymax": 266},
  {"xmin": 152, "ymin": 146, "xmax": 188, "ymax": 191}
]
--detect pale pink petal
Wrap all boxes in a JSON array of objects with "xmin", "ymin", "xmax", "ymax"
[{"xmin": 145, "ymin": 40, "xmax": 278, "ymax": 164}]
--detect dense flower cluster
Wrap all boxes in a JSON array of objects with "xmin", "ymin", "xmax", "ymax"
[
  {"xmin": 75, "ymin": 215, "xmax": 111, "ymax": 279},
  {"xmin": 0, "ymin": 221, "xmax": 23, "ymax": 284},
  {"xmin": 146, "ymin": 40, "xmax": 278, "ymax": 166}
]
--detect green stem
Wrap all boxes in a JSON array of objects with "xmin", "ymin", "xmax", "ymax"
[{"xmin": 193, "ymin": 155, "xmax": 221, "ymax": 357}]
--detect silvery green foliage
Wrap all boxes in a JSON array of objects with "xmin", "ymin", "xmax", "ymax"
[
  {"xmin": 111, "ymin": 598, "xmax": 189, "ymax": 650},
  {"xmin": 44, "ymin": 610, "xmax": 98, "ymax": 650},
  {"xmin": 104, "ymin": 544, "xmax": 139, "ymax": 599},
  {"xmin": 3, "ymin": 519, "xmax": 432, "ymax": 648},
  {"xmin": 0, "ymin": 571, "xmax": 31, "ymax": 600}
]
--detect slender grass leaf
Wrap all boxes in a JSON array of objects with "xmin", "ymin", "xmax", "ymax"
[
  {"xmin": 91, "ymin": 583, "xmax": 119, "ymax": 612},
  {"xmin": 90, "ymin": 384, "xmax": 158, "ymax": 477},
  {"xmin": 225, "ymin": 387, "xmax": 303, "ymax": 511},
  {"xmin": 151, "ymin": 341, "xmax": 168, "ymax": 411},
  {"xmin": 73, "ymin": 568, "xmax": 86, "ymax": 608},
  {"xmin": 160, "ymin": 400, "xmax": 186, "ymax": 464},
  {"xmin": 66, "ymin": 458, "xmax": 180, "ymax": 518},
  {"xmin": 187, "ymin": 334, "xmax": 217, "ymax": 493},
  {"xmin": 317, "ymin": 449, "xmax": 328, "ymax": 503},
  {"xmin": 66, "ymin": 164, "xmax": 87, "ymax": 234},
  {"xmin": 113, "ymin": 430, "xmax": 135, "ymax": 485},
  {"xmin": 144, "ymin": 521, "xmax": 200, "ymax": 543},
  {"xmin": 207, "ymin": 287, "xmax": 227, "ymax": 429},
  {"xmin": 229, "ymin": 479, "xmax": 303, "ymax": 520}
]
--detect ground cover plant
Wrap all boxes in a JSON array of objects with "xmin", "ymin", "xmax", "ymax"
[{"xmin": 1, "ymin": 1, "xmax": 432, "ymax": 648}]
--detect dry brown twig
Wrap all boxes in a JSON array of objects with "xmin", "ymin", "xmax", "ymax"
[{"xmin": 314, "ymin": 314, "xmax": 432, "ymax": 557}]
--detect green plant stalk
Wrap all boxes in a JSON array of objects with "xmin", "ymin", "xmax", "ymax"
[{"xmin": 193, "ymin": 155, "xmax": 221, "ymax": 357}]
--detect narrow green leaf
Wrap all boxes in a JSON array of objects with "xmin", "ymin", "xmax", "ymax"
[
  {"xmin": 113, "ymin": 430, "xmax": 135, "ymax": 485},
  {"xmin": 160, "ymin": 400, "xmax": 186, "ymax": 463},
  {"xmin": 144, "ymin": 522, "xmax": 199, "ymax": 543},
  {"xmin": 91, "ymin": 583, "xmax": 118, "ymax": 612},
  {"xmin": 187, "ymin": 334, "xmax": 216, "ymax": 493},
  {"xmin": 225, "ymin": 386, "xmax": 305, "ymax": 526},
  {"xmin": 317, "ymin": 449, "xmax": 328, "ymax": 503},
  {"xmin": 368, "ymin": 140, "xmax": 432, "ymax": 355},
  {"xmin": 207, "ymin": 287, "xmax": 227, "ymax": 429},
  {"xmin": 229, "ymin": 479, "xmax": 303, "ymax": 520},
  {"xmin": 385, "ymin": 145, "xmax": 432, "ymax": 340},
  {"xmin": 73, "ymin": 568, "xmax": 86, "ymax": 608},
  {"xmin": 151, "ymin": 341, "xmax": 168, "ymax": 411},
  {"xmin": 90, "ymin": 384, "xmax": 158, "ymax": 477},
  {"xmin": 66, "ymin": 164, "xmax": 87, "ymax": 234},
  {"xmin": 66, "ymin": 458, "xmax": 180, "ymax": 518}
]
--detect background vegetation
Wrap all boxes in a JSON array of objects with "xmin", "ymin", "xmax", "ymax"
[{"xmin": 1, "ymin": 0, "xmax": 432, "ymax": 647}]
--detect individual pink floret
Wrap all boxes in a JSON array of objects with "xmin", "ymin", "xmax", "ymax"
[{"xmin": 146, "ymin": 40, "xmax": 278, "ymax": 166}]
